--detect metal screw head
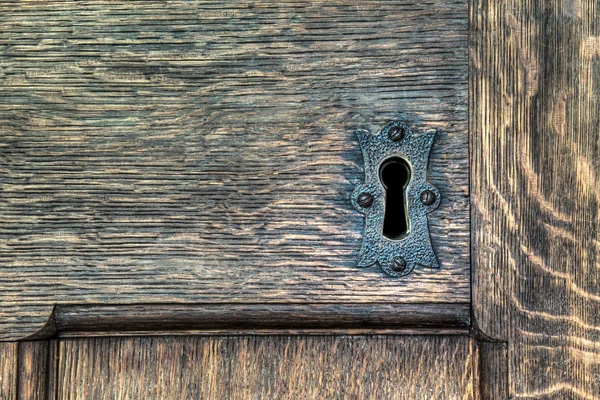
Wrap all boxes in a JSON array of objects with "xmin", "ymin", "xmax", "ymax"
[
  {"xmin": 387, "ymin": 125, "xmax": 405, "ymax": 142},
  {"xmin": 420, "ymin": 190, "xmax": 437, "ymax": 206},
  {"xmin": 357, "ymin": 192, "xmax": 374, "ymax": 208},
  {"xmin": 391, "ymin": 257, "xmax": 407, "ymax": 273}
]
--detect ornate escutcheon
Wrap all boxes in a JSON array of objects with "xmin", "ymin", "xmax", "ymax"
[{"xmin": 351, "ymin": 121, "xmax": 441, "ymax": 277}]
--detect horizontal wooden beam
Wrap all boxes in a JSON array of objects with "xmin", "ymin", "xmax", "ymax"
[{"xmin": 23, "ymin": 302, "xmax": 471, "ymax": 338}]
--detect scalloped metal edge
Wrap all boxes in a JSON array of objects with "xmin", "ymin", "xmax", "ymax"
[{"xmin": 351, "ymin": 121, "xmax": 441, "ymax": 277}]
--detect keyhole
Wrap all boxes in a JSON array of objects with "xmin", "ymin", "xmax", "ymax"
[{"xmin": 379, "ymin": 157, "xmax": 411, "ymax": 239}]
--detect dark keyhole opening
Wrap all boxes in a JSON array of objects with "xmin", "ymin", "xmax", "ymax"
[{"xmin": 379, "ymin": 157, "xmax": 411, "ymax": 239}]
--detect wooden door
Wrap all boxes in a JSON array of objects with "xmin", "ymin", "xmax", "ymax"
[{"xmin": 0, "ymin": 0, "xmax": 597, "ymax": 398}]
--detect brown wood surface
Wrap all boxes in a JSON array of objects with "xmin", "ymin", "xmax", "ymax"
[
  {"xmin": 17, "ymin": 341, "xmax": 54, "ymax": 400},
  {"xmin": 7, "ymin": 0, "xmax": 598, "ymax": 395},
  {"xmin": 0, "ymin": 341, "xmax": 58, "ymax": 400},
  {"xmin": 0, "ymin": 0, "xmax": 470, "ymax": 341},
  {"xmin": 471, "ymin": 0, "xmax": 600, "ymax": 397},
  {"xmin": 1, "ymin": 335, "xmax": 507, "ymax": 399},
  {"xmin": 473, "ymin": 341, "xmax": 508, "ymax": 400},
  {"xmin": 0, "ymin": 343, "xmax": 18, "ymax": 400},
  {"xmin": 53, "ymin": 335, "xmax": 475, "ymax": 400},
  {"xmin": 51, "ymin": 303, "xmax": 470, "ymax": 336}
]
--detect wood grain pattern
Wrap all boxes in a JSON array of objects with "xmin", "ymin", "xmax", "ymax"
[
  {"xmin": 0, "ymin": 0, "xmax": 469, "ymax": 341},
  {"xmin": 52, "ymin": 303, "xmax": 470, "ymax": 336},
  {"xmin": 471, "ymin": 0, "xmax": 600, "ymax": 397},
  {"xmin": 473, "ymin": 341, "xmax": 508, "ymax": 400},
  {"xmin": 17, "ymin": 341, "xmax": 54, "ymax": 400},
  {"xmin": 0, "ymin": 343, "xmax": 18, "ymax": 400},
  {"xmin": 55, "ymin": 335, "xmax": 476, "ymax": 400}
]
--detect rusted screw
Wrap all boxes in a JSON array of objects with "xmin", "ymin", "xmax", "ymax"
[
  {"xmin": 420, "ymin": 190, "xmax": 437, "ymax": 206},
  {"xmin": 391, "ymin": 257, "xmax": 407, "ymax": 273},
  {"xmin": 387, "ymin": 125, "xmax": 405, "ymax": 142},
  {"xmin": 357, "ymin": 192, "xmax": 374, "ymax": 208}
]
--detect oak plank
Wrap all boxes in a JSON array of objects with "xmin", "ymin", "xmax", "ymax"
[
  {"xmin": 0, "ymin": 0, "xmax": 469, "ymax": 340},
  {"xmin": 473, "ymin": 341, "xmax": 508, "ymax": 400},
  {"xmin": 17, "ymin": 341, "xmax": 54, "ymax": 400},
  {"xmin": 0, "ymin": 343, "xmax": 17, "ymax": 400},
  {"xmin": 471, "ymin": 0, "xmax": 600, "ymax": 397},
  {"xmin": 56, "ymin": 335, "xmax": 476, "ymax": 400}
]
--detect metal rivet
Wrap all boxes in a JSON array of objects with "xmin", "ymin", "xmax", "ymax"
[
  {"xmin": 357, "ymin": 192, "xmax": 374, "ymax": 208},
  {"xmin": 391, "ymin": 257, "xmax": 407, "ymax": 273},
  {"xmin": 420, "ymin": 190, "xmax": 437, "ymax": 206},
  {"xmin": 387, "ymin": 125, "xmax": 405, "ymax": 142}
]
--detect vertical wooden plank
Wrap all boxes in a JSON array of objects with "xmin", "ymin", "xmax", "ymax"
[
  {"xmin": 46, "ymin": 341, "xmax": 59, "ymax": 400},
  {"xmin": 473, "ymin": 341, "xmax": 508, "ymax": 400},
  {"xmin": 17, "ymin": 341, "xmax": 51, "ymax": 400},
  {"xmin": 56, "ymin": 335, "xmax": 476, "ymax": 400},
  {"xmin": 470, "ymin": 0, "xmax": 511, "ymax": 343},
  {"xmin": 0, "ymin": 343, "xmax": 18, "ymax": 400},
  {"xmin": 471, "ymin": 0, "xmax": 600, "ymax": 397}
]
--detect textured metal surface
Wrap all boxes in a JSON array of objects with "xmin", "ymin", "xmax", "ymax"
[{"xmin": 352, "ymin": 121, "xmax": 441, "ymax": 277}]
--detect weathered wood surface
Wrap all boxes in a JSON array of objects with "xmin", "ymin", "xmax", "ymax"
[
  {"xmin": 55, "ymin": 335, "xmax": 476, "ymax": 400},
  {"xmin": 0, "ymin": 343, "xmax": 18, "ymax": 400},
  {"xmin": 1, "ymin": 335, "xmax": 507, "ymax": 398},
  {"xmin": 17, "ymin": 341, "xmax": 55, "ymax": 400},
  {"xmin": 0, "ymin": 0, "xmax": 469, "ymax": 340},
  {"xmin": 473, "ymin": 341, "xmax": 508, "ymax": 400},
  {"xmin": 54, "ymin": 303, "xmax": 470, "ymax": 336},
  {"xmin": 471, "ymin": 0, "xmax": 600, "ymax": 397},
  {"xmin": 0, "ymin": 341, "xmax": 57, "ymax": 400}
]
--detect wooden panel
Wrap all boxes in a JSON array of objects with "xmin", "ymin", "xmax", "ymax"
[
  {"xmin": 471, "ymin": 0, "xmax": 600, "ymax": 397},
  {"xmin": 0, "ymin": 343, "xmax": 18, "ymax": 400},
  {"xmin": 0, "ymin": 0, "xmax": 469, "ymax": 340},
  {"xmin": 56, "ymin": 335, "xmax": 476, "ymax": 399},
  {"xmin": 17, "ymin": 341, "xmax": 55, "ymax": 400}
]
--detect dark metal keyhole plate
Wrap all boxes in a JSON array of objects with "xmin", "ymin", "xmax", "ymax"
[{"xmin": 351, "ymin": 121, "xmax": 441, "ymax": 277}]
